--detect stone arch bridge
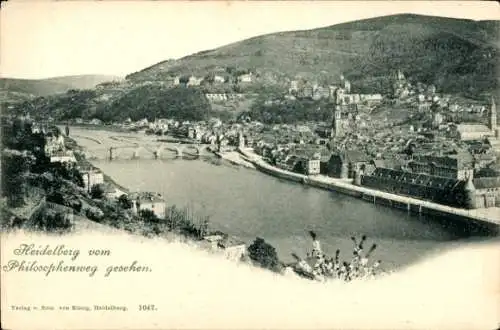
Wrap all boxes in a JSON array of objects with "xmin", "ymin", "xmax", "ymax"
[{"xmin": 84, "ymin": 143, "xmax": 213, "ymax": 160}]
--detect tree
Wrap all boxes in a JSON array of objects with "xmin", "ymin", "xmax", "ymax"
[
  {"xmin": 1, "ymin": 150, "xmax": 33, "ymax": 207},
  {"xmin": 139, "ymin": 209, "xmax": 159, "ymax": 223},
  {"xmin": 90, "ymin": 184, "xmax": 104, "ymax": 199},
  {"xmin": 247, "ymin": 237, "xmax": 281, "ymax": 272},
  {"xmin": 118, "ymin": 194, "xmax": 133, "ymax": 209}
]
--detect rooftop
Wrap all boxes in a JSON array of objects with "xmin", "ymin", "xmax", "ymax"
[
  {"xmin": 456, "ymin": 124, "xmax": 491, "ymax": 133},
  {"xmin": 473, "ymin": 177, "xmax": 500, "ymax": 190},
  {"xmin": 129, "ymin": 191, "xmax": 165, "ymax": 203}
]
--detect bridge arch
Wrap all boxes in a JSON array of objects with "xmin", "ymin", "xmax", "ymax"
[{"xmin": 105, "ymin": 143, "xmax": 213, "ymax": 160}]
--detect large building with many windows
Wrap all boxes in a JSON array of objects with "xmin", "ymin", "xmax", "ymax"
[
  {"xmin": 407, "ymin": 152, "xmax": 475, "ymax": 180},
  {"xmin": 361, "ymin": 167, "xmax": 500, "ymax": 209}
]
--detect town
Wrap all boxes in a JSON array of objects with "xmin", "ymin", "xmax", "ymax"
[
  {"xmin": 4, "ymin": 61, "xmax": 499, "ymax": 282},
  {"xmin": 51, "ymin": 68, "xmax": 500, "ymax": 211}
]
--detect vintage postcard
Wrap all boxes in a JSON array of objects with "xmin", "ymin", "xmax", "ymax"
[{"xmin": 1, "ymin": 1, "xmax": 499, "ymax": 329}]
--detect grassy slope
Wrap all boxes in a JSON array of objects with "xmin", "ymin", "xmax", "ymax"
[{"xmin": 127, "ymin": 14, "xmax": 499, "ymax": 97}]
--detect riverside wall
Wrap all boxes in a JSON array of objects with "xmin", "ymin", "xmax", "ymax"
[{"xmin": 238, "ymin": 148, "xmax": 500, "ymax": 234}]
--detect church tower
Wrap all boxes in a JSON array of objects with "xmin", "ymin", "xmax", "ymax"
[
  {"xmin": 331, "ymin": 105, "xmax": 344, "ymax": 138},
  {"xmin": 490, "ymin": 96, "xmax": 497, "ymax": 131},
  {"xmin": 396, "ymin": 69, "xmax": 405, "ymax": 81}
]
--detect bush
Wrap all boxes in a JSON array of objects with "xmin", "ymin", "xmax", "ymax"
[
  {"xmin": 139, "ymin": 209, "xmax": 159, "ymax": 223},
  {"xmin": 118, "ymin": 194, "xmax": 133, "ymax": 209},
  {"xmin": 85, "ymin": 206, "xmax": 104, "ymax": 221},
  {"xmin": 247, "ymin": 237, "xmax": 281, "ymax": 272},
  {"xmin": 292, "ymin": 235, "xmax": 383, "ymax": 282},
  {"xmin": 32, "ymin": 208, "xmax": 72, "ymax": 232},
  {"xmin": 90, "ymin": 184, "xmax": 104, "ymax": 199}
]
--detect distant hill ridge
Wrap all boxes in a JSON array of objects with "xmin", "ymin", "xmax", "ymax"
[
  {"xmin": 0, "ymin": 75, "xmax": 123, "ymax": 97},
  {"xmin": 127, "ymin": 13, "xmax": 499, "ymax": 97}
]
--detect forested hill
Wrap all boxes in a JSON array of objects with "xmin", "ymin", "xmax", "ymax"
[{"xmin": 127, "ymin": 14, "xmax": 499, "ymax": 97}]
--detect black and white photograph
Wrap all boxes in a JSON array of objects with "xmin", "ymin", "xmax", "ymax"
[{"xmin": 1, "ymin": 1, "xmax": 499, "ymax": 329}]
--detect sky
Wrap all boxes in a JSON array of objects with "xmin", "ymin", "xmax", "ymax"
[{"xmin": 1, "ymin": 1, "xmax": 499, "ymax": 79}]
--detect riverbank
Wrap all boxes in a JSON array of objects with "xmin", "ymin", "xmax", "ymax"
[
  {"xmin": 238, "ymin": 147, "xmax": 500, "ymax": 233},
  {"xmin": 214, "ymin": 150, "xmax": 256, "ymax": 169}
]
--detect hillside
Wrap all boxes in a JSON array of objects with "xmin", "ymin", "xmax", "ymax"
[
  {"xmin": 127, "ymin": 14, "xmax": 499, "ymax": 97},
  {"xmin": 0, "ymin": 74, "xmax": 123, "ymax": 97},
  {"xmin": 6, "ymin": 14, "xmax": 499, "ymax": 123}
]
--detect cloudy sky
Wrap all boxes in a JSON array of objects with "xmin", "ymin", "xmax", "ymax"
[{"xmin": 1, "ymin": 1, "xmax": 498, "ymax": 79}]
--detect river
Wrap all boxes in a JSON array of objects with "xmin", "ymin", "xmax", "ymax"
[{"xmin": 70, "ymin": 127, "xmax": 496, "ymax": 271}]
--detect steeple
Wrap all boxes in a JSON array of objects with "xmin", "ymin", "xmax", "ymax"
[
  {"xmin": 490, "ymin": 96, "xmax": 497, "ymax": 131},
  {"xmin": 397, "ymin": 69, "xmax": 405, "ymax": 81},
  {"xmin": 332, "ymin": 105, "xmax": 344, "ymax": 138}
]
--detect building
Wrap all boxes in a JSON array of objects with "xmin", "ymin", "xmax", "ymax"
[
  {"xmin": 289, "ymin": 80, "xmax": 300, "ymax": 94},
  {"xmin": 205, "ymin": 93, "xmax": 228, "ymax": 102},
  {"xmin": 313, "ymin": 86, "xmax": 330, "ymax": 100},
  {"xmin": 213, "ymin": 75, "xmax": 225, "ymax": 84},
  {"xmin": 455, "ymin": 124, "xmax": 495, "ymax": 141},
  {"xmin": 218, "ymin": 236, "xmax": 247, "ymax": 261},
  {"xmin": 331, "ymin": 86, "xmax": 359, "ymax": 138},
  {"xmin": 473, "ymin": 153, "xmax": 497, "ymax": 170},
  {"xmin": 294, "ymin": 151, "xmax": 321, "ymax": 175},
  {"xmin": 344, "ymin": 80, "xmax": 351, "ymax": 94},
  {"xmin": 408, "ymin": 152, "xmax": 474, "ymax": 180},
  {"xmin": 81, "ymin": 169, "xmax": 105, "ymax": 193},
  {"xmin": 187, "ymin": 76, "xmax": 203, "ymax": 86},
  {"xmin": 50, "ymin": 150, "xmax": 76, "ymax": 164},
  {"xmin": 237, "ymin": 73, "xmax": 253, "ymax": 83},
  {"xmin": 327, "ymin": 150, "xmax": 371, "ymax": 179},
  {"xmin": 361, "ymin": 167, "xmax": 467, "ymax": 208},
  {"xmin": 44, "ymin": 134, "xmax": 66, "ymax": 156},
  {"xmin": 396, "ymin": 69, "xmax": 406, "ymax": 81},
  {"xmin": 490, "ymin": 97, "xmax": 497, "ymax": 131},
  {"xmin": 102, "ymin": 183, "xmax": 126, "ymax": 200},
  {"xmin": 300, "ymin": 85, "xmax": 314, "ymax": 99},
  {"xmin": 361, "ymin": 94, "xmax": 383, "ymax": 104},
  {"xmin": 455, "ymin": 97, "xmax": 497, "ymax": 141},
  {"xmin": 470, "ymin": 176, "xmax": 500, "ymax": 208},
  {"xmin": 331, "ymin": 106, "xmax": 348, "ymax": 138},
  {"xmin": 362, "ymin": 167, "xmax": 500, "ymax": 209},
  {"xmin": 130, "ymin": 192, "xmax": 166, "ymax": 218},
  {"xmin": 416, "ymin": 102, "xmax": 432, "ymax": 112},
  {"xmin": 201, "ymin": 235, "xmax": 247, "ymax": 262},
  {"xmin": 328, "ymin": 85, "xmax": 340, "ymax": 99},
  {"xmin": 315, "ymin": 125, "xmax": 333, "ymax": 139}
]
